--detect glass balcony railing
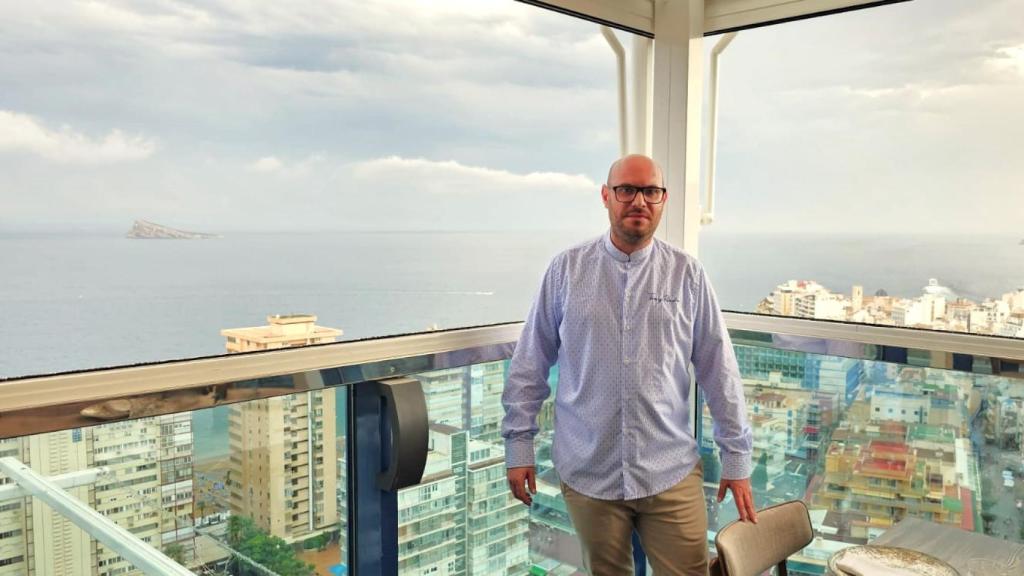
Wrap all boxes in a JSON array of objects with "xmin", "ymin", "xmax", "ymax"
[
  {"xmin": 711, "ymin": 313, "xmax": 1024, "ymax": 576},
  {"xmin": 0, "ymin": 318, "xmax": 1020, "ymax": 575},
  {"xmin": 0, "ymin": 385, "xmax": 346, "ymax": 576},
  {"xmin": 408, "ymin": 361, "xmax": 569, "ymax": 575}
]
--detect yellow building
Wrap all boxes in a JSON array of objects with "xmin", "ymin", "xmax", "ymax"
[
  {"xmin": 221, "ymin": 314, "xmax": 342, "ymax": 352},
  {"xmin": 224, "ymin": 315, "xmax": 340, "ymax": 543},
  {"xmin": 816, "ymin": 437, "xmax": 965, "ymax": 533}
]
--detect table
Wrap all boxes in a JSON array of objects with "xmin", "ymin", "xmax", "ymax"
[{"xmin": 870, "ymin": 517, "xmax": 1023, "ymax": 575}]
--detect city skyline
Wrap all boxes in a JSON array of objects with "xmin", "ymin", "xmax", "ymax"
[
  {"xmin": 759, "ymin": 279, "xmax": 1024, "ymax": 338},
  {"xmin": 0, "ymin": 303, "xmax": 1020, "ymax": 575}
]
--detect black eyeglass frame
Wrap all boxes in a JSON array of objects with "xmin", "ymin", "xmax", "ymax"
[{"xmin": 610, "ymin": 185, "xmax": 667, "ymax": 204}]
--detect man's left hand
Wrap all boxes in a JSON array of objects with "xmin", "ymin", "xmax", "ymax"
[{"xmin": 717, "ymin": 477, "xmax": 758, "ymax": 523}]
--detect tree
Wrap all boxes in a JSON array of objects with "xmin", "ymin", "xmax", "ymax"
[
  {"xmin": 302, "ymin": 532, "xmax": 330, "ymax": 551},
  {"xmin": 980, "ymin": 511, "xmax": 996, "ymax": 535},
  {"xmin": 226, "ymin": 514, "xmax": 252, "ymax": 548},
  {"xmin": 981, "ymin": 478, "xmax": 996, "ymax": 513},
  {"xmin": 226, "ymin": 515, "xmax": 316, "ymax": 576},
  {"xmin": 163, "ymin": 543, "xmax": 186, "ymax": 565},
  {"xmin": 752, "ymin": 452, "xmax": 770, "ymax": 492}
]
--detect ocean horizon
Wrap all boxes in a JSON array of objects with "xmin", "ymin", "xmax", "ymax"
[
  {"xmin": 3, "ymin": 229, "xmax": 1022, "ymax": 460},
  {"xmin": 2, "ymin": 230, "xmax": 1022, "ymax": 381}
]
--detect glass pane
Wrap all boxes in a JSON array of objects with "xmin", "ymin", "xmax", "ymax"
[
  {"xmin": 523, "ymin": 365, "xmax": 589, "ymax": 574},
  {"xmin": 700, "ymin": 0, "xmax": 1024, "ymax": 338},
  {"xmin": 0, "ymin": 417, "xmax": 196, "ymax": 575},
  {"xmin": 700, "ymin": 337, "xmax": 1024, "ymax": 573},
  {"xmin": 0, "ymin": 381, "xmax": 347, "ymax": 576},
  {"xmin": 406, "ymin": 360, "xmax": 582, "ymax": 575},
  {"xmin": 1, "ymin": 0, "xmax": 622, "ymax": 380}
]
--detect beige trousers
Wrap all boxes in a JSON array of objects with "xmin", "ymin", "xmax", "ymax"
[{"xmin": 561, "ymin": 464, "xmax": 708, "ymax": 576}]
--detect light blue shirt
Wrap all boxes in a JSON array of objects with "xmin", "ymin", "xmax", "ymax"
[{"xmin": 502, "ymin": 232, "xmax": 753, "ymax": 500}]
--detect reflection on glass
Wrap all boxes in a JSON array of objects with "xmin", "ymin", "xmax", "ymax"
[
  {"xmin": 0, "ymin": 385, "xmax": 350, "ymax": 576},
  {"xmin": 405, "ymin": 361, "xmax": 580, "ymax": 575},
  {"xmin": 700, "ymin": 340, "xmax": 1024, "ymax": 574},
  {"xmin": 0, "ymin": 380, "xmax": 349, "ymax": 576},
  {"xmin": 0, "ymin": 416, "xmax": 196, "ymax": 575},
  {"xmin": 399, "ymin": 364, "xmax": 532, "ymax": 575}
]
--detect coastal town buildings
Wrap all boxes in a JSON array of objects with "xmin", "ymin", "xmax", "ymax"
[{"xmin": 759, "ymin": 280, "xmax": 1024, "ymax": 337}]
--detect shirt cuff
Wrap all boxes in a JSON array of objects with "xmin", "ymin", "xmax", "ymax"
[
  {"xmin": 504, "ymin": 437, "xmax": 536, "ymax": 468},
  {"xmin": 720, "ymin": 452, "xmax": 752, "ymax": 480}
]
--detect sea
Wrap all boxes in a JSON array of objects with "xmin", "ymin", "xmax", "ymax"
[{"xmin": 2, "ymin": 230, "xmax": 1022, "ymax": 459}]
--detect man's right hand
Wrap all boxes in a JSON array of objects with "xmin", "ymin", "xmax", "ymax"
[{"xmin": 507, "ymin": 466, "xmax": 537, "ymax": 506}]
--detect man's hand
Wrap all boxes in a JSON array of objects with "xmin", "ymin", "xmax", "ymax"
[
  {"xmin": 507, "ymin": 466, "xmax": 537, "ymax": 506},
  {"xmin": 717, "ymin": 477, "xmax": 758, "ymax": 523}
]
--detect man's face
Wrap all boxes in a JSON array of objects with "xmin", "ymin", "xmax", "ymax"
[{"xmin": 601, "ymin": 157, "xmax": 666, "ymax": 245}]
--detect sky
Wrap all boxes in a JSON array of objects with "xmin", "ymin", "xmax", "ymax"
[{"xmin": 0, "ymin": 0, "xmax": 1021, "ymax": 235}]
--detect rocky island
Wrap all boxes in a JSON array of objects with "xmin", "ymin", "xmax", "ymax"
[{"xmin": 126, "ymin": 220, "xmax": 219, "ymax": 239}]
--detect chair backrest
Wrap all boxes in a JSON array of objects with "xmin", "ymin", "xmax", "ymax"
[{"xmin": 714, "ymin": 500, "xmax": 814, "ymax": 576}]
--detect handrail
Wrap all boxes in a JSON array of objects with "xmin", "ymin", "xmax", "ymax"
[
  {"xmin": 0, "ymin": 323, "xmax": 521, "ymax": 406},
  {"xmin": 724, "ymin": 311, "xmax": 1024, "ymax": 363},
  {"xmin": 0, "ymin": 457, "xmax": 194, "ymax": 576},
  {"xmin": 1, "ymin": 314, "xmax": 1021, "ymax": 439},
  {"xmin": 0, "ymin": 323, "xmax": 521, "ymax": 439}
]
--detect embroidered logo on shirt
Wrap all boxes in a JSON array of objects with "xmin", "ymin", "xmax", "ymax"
[{"xmin": 648, "ymin": 292, "xmax": 679, "ymax": 303}]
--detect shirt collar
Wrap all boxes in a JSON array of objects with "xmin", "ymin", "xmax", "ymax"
[{"xmin": 602, "ymin": 231, "xmax": 654, "ymax": 263}]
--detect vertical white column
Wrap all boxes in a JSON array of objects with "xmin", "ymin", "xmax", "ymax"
[
  {"xmin": 651, "ymin": 0, "xmax": 704, "ymax": 256},
  {"xmin": 650, "ymin": 0, "xmax": 706, "ymax": 441},
  {"xmin": 629, "ymin": 34, "xmax": 653, "ymax": 155}
]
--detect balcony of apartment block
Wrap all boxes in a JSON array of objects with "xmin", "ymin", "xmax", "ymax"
[{"xmin": 288, "ymin": 451, "xmax": 310, "ymax": 466}]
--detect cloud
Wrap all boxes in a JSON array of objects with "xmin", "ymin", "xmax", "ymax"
[
  {"xmin": 0, "ymin": 110, "xmax": 156, "ymax": 164},
  {"xmin": 248, "ymin": 156, "xmax": 283, "ymax": 172},
  {"xmin": 247, "ymin": 153, "xmax": 326, "ymax": 176},
  {"xmin": 328, "ymin": 155, "xmax": 606, "ymax": 232},
  {"xmin": 706, "ymin": 0, "xmax": 1024, "ymax": 236},
  {"xmin": 989, "ymin": 44, "xmax": 1024, "ymax": 77},
  {"xmin": 351, "ymin": 156, "xmax": 597, "ymax": 196}
]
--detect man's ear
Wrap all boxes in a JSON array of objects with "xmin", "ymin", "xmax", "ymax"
[{"xmin": 601, "ymin": 185, "xmax": 610, "ymax": 208}]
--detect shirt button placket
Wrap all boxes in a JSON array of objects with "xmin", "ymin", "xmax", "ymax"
[
  {"xmin": 626, "ymin": 260, "xmax": 639, "ymax": 499},
  {"xmin": 621, "ymin": 259, "xmax": 633, "ymax": 498}
]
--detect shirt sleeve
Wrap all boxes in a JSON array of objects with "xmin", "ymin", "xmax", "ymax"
[
  {"xmin": 690, "ymin": 262, "xmax": 753, "ymax": 480},
  {"xmin": 501, "ymin": 256, "xmax": 563, "ymax": 468}
]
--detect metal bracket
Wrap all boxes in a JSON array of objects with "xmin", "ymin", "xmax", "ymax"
[{"xmin": 376, "ymin": 377, "xmax": 428, "ymax": 491}]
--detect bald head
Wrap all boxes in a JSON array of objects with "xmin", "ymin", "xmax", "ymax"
[
  {"xmin": 606, "ymin": 154, "xmax": 664, "ymax": 188},
  {"xmin": 601, "ymin": 154, "xmax": 666, "ymax": 253}
]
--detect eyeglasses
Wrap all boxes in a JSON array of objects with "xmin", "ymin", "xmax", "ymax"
[{"xmin": 611, "ymin": 185, "xmax": 666, "ymax": 204}]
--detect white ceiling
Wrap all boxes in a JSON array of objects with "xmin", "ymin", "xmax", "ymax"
[{"xmin": 528, "ymin": 0, "xmax": 908, "ymax": 36}]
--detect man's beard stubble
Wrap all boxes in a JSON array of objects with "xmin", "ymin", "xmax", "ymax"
[{"xmin": 615, "ymin": 219, "xmax": 650, "ymax": 245}]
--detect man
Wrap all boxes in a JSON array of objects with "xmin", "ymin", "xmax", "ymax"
[{"xmin": 501, "ymin": 155, "xmax": 756, "ymax": 576}]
